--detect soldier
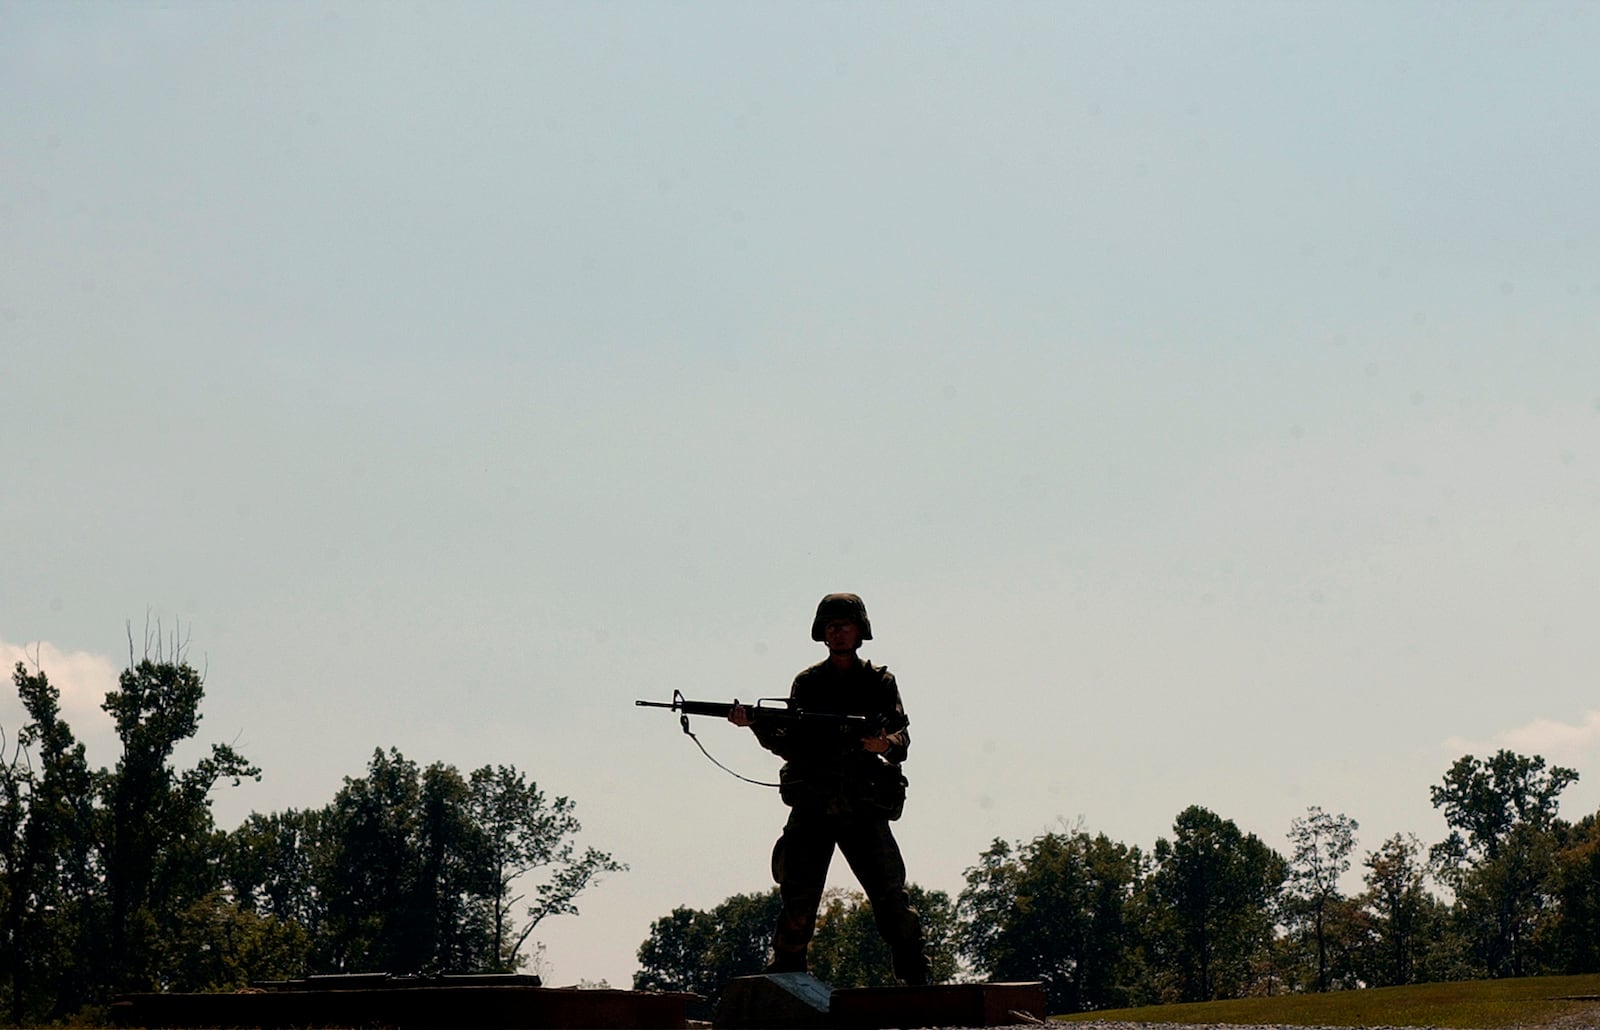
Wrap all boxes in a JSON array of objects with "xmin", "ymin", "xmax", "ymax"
[{"xmin": 729, "ymin": 593, "xmax": 931, "ymax": 985}]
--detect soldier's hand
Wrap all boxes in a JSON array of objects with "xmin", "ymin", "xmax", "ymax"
[
  {"xmin": 728, "ymin": 702, "xmax": 754, "ymax": 727},
  {"xmin": 862, "ymin": 732, "xmax": 892, "ymax": 754}
]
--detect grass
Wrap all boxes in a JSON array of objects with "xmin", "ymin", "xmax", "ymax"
[{"xmin": 1053, "ymin": 974, "xmax": 1600, "ymax": 1028}]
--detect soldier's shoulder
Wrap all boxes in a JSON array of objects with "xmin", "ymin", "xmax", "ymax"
[
  {"xmin": 792, "ymin": 659, "xmax": 832, "ymax": 683},
  {"xmin": 865, "ymin": 660, "xmax": 896, "ymax": 684}
]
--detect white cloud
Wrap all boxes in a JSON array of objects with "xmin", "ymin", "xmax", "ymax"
[
  {"xmin": 0, "ymin": 639, "xmax": 119, "ymax": 741},
  {"xmin": 1443, "ymin": 711, "xmax": 1600, "ymax": 768}
]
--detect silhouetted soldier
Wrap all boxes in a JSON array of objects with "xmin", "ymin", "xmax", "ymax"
[{"xmin": 730, "ymin": 593, "xmax": 931, "ymax": 985}]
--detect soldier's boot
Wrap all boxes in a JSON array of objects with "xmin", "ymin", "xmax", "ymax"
[
  {"xmin": 892, "ymin": 945, "xmax": 930, "ymax": 986},
  {"xmin": 867, "ymin": 886, "xmax": 928, "ymax": 985},
  {"xmin": 767, "ymin": 897, "xmax": 818, "ymax": 975},
  {"xmin": 765, "ymin": 949, "xmax": 809, "ymax": 975}
]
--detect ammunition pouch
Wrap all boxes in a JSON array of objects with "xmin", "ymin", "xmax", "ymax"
[
  {"xmin": 863, "ymin": 760, "xmax": 908, "ymax": 821},
  {"xmin": 778, "ymin": 757, "xmax": 906, "ymax": 821}
]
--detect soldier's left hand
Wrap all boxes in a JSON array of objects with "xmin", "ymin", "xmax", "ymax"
[{"xmin": 862, "ymin": 732, "xmax": 892, "ymax": 754}]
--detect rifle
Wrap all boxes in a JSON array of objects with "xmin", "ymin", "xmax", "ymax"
[
  {"xmin": 635, "ymin": 690, "xmax": 905, "ymax": 786},
  {"xmin": 634, "ymin": 690, "xmax": 872, "ymax": 728}
]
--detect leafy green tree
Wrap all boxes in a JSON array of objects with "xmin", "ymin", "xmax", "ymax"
[
  {"xmin": 154, "ymin": 891, "xmax": 309, "ymax": 991},
  {"xmin": 298, "ymin": 750, "xmax": 622, "ymax": 976},
  {"xmin": 958, "ymin": 829, "xmax": 1141, "ymax": 1012},
  {"xmin": 2, "ymin": 660, "xmax": 101, "ymax": 1023},
  {"xmin": 316, "ymin": 750, "xmax": 490, "ymax": 974},
  {"xmin": 810, "ymin": 885, "xmax": 959, "ymax": 988},
  {"xmin": 1282, "ymin": 807, "xmax": 1359, "ymax": 992},
  {"xmin": 99, "ymin": 649, "xmax": 260, "ymax": 994},
  {"xmin": 3, "ymin": 636, "xmax": 623, "ymax": 1018},
  {"xmin": 634, "ymin": 905, "xmax": 720, "ymax": 1002},
  {"xmin": 1, "ymin": 641, "xmax": 263, "ymax": 1016},
  {"xmin": 223, "ymin": 808, "xmax": 328, "ymax": 939},
  {"xmin": 634, "ymin": 883, "xmax": 954, "ymax": 1020},
  {"xmin": 698, "ymin": 889, "xmax": 782, "ymax": 992},
  {"xmin": 1429, "ymin": 751, "xmax": 1578, "ymax": 978},
  {"xmin": 1549, "ymin": 811, "xmax": 1600, "ymax": 973},
  {"xmin": 467, "ymin": 764, "xmax": 623, "ymax": 972},
  {"xmin": 1445, "ymin": 822, "xmax": 1563, "ymax": 978},
  {"xmin": 1138, "ymin": 806, "xmax": 1285, "ymax": 1003},
  {"xmin": 318, "ymin": 747, "xmax": 426, "ymax": 971},
  {"xmin": 1417, "ymin": 896, "xmax": 1479, "ymax": 982},
  {"xmin": 1430, "ymin": 751, "xmax": 1578, "ymax": 865},
  {"xmin": 417, "ymin": 762, "xmax": 496, "ymax": 971},
  {"xmin": 0, "ymin": 717, "xmax": 21, "ymax": 1018},
  {"xmin": 634, "ymin": 889, "xmax": 782, "ymax": 1021},
  {"xmin": 1274, "ymin": 896, "xmax": 1372, "ymax": 995},
  {"xmin": 1359, "ymin": 833, "xmax": 1433, "ymax": 986}
]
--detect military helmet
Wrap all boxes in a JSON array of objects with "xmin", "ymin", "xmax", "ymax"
[{"xmin": 811, "ymin": 592, "xmax": 873, "ymax": 641}]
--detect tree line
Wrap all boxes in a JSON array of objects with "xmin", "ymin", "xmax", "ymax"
[
  {"xmin": 636, "ymin": 751, "xmax": 1600, "ymax": 1015},
  {"xmin": 6, "ymin": 645, "xmax": 1599, "ymax": 1024},
  {"xmin": 0, "ymin": 651, "xmax": 620, "ymax": 1026}
]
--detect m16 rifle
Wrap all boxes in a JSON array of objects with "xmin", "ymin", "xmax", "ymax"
[
  {"xmin": 635, "ymin": 690, "xmax": 872, "ymax": 726},
  {"xmin": 635, "ymin": 689, "xmax": 906, "ymax": 786}
]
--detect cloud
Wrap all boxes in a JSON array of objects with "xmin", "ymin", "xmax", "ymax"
[
  {"xmin": 1443, "ymin": 712, "xmax": 1600, "ymax": 768},
  {"xmin": 0, "ymin": 639, "xmax": 119, "ymax": 735}
]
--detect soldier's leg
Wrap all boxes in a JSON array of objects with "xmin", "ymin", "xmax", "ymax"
[
  {"xmin": 837, "ymin": 817, "xmax": 930, "ymax": 985},
  {"xmin": 768, "ymin": 808, "xmax": 837, "ymax": 973}
]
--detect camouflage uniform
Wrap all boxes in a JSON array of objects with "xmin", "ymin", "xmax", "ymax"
[{"xmin": 751, "ymin": 651, "xmax": 930, "ymax": 985}]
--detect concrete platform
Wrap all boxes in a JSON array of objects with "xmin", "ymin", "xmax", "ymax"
[
  {"xmin": 713, "ymin": 974, "xmax": 1047, "ymax": 1029},
  {"xmin": 831, "ymin": 981, "xmax": 1048, "ymax": 1029},
  {"xmin": 111, "ymin": 980, "xmax": 699, "ymax": 1029},
  {"xmin": 715, "ymin": 972, "xmax": 832, "ymax": 1029},
  {"xmin": 111, "ymin": 974, "xmax": 1045, "ymax": 1029}
]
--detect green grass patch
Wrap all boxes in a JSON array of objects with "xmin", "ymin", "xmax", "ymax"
[{"xmin": 1054, "ymin": 974, "xmax": 1600, "ymax": 1027}]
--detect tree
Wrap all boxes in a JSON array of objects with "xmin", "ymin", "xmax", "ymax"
[
  {"xmin": 634, "ymin": 905, "xmax": 718, "ymax": 1001},
  {"xmin": 2, "ymin": 639, "xmax": 260, "ymax": 1017},
  {"xmin": 635, "ymin": 883, "xmax": 955, "ymax": 1020},
  {"xmin": 318, "ymin": 747, "xmax": 427, "ymax": 972},
  {"xmin": 2, "ymin": 660, "xmax": 100, "ymax": 1023},
  {"xmin": 416, "ymin": 762, "xmax": 496, "ymax": 972},
  {"xmin": 1429, "ymin": 751, "xmax": 1578, "ymax": 978},
  {"xmin": 2, "ymin": 632, "xmax": 624, "ymax": 1018},
  {"xmin": 301, "ymin": 750, "xmax": 622, "ymax": 976},
  {"xmin": 100, "ymin": 645, "xmax": 261, "ymax": 992},
  {"xmin": 0, "ymin": 713, "xmax": 22, "ymax": 1019},
  {"xmin": 1138, "ymin": 806, "xmax": 1285, "ymax": 1003},
  {"xmin": 467, "ymin": 764, "xmax": 623, "ymax": 972},
  {"xmin": 810, "ymin": 885, "xmax": 959, "ymax": 989},
  {"xmin": 1549, "ymin": 812, "xmax": 1600, "ymax": 973},
  {"xmin": 634, "ymin": 889, "xmax": 782, "ymax": 1021},
  {"xmin": 958, "ymin": 830, "xmax": 1142, "ymax": 1012},
  {"xmin": 153, "ymin": 891, "xmax": 309, "ymax": 992},
  {"xmin": 1359, "ymin": 833, "xmax": 1433, "ymax": 986},
  {"xmin": 1282, "ymin": 807, "xmax": 1358, "ymax": 992},
  {"xmin": 223, "ymin": 808, "xmax": 327, "ymax": 937},
  {"xmin": 1430, "ymin": 751, "xmax": 1578, "ymax": 865}
]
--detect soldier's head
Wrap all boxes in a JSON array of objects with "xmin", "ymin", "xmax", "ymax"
[{"xmin": 811, "ymin": 593, "xmax": 872, "ymax": 651}]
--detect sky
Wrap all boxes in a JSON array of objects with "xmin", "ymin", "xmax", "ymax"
[{"xmin": 4, "ymin": 0, "xmax": 1600, "ymax": 989}]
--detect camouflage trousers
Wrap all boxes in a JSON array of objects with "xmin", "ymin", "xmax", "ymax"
[{"xmin": 767, "ymin": 806, "xmax": 930, "ymax": 985}]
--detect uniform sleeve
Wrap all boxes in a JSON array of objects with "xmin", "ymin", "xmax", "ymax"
[{"xmin": 881, "ymin": 668, "xmax": 910, "ymax": 765}]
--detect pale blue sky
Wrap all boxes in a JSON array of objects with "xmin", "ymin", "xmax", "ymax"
[{"xmin": 4, "ymin": 1, "xmax": 1600, "ymax": 986}]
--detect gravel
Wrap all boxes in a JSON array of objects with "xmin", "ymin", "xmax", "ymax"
[{"xmin": 1050, "ymin": 1023, "xmax": 1541, "ymax": 1030}]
